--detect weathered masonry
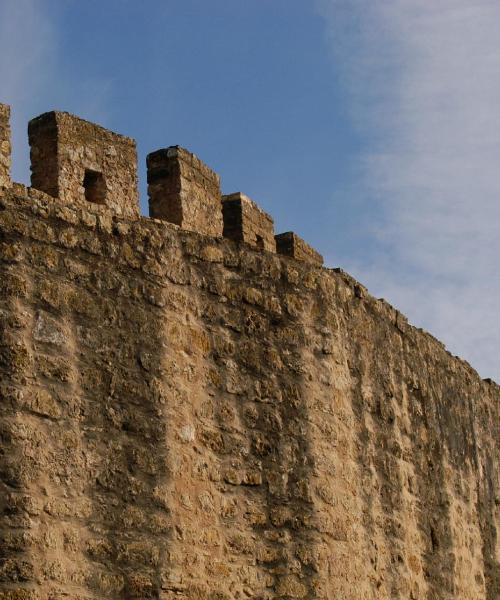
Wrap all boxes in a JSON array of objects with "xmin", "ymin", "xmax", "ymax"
[
  {"xmin": 0, "ymin": 104, "xmax": 498, "ymax": 600},
  {"xmin": 222, "ymin": 193, "xmax": 275, "ymax": 252},
  {"xmin": 0, "ymin": 105, "xmax": 11, "ymax": 189},
  {"xmin": 28, "ymin": 111, "xmax": 139, "ymax": 220}
]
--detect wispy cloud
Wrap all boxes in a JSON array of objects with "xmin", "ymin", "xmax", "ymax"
[
  {"xmin": 317, "ymin": 0, "xmax": 500, "ymax": 380},
  {"xmin": 0, "ymin": 0, "xmax": 56, "ymax": 182},
  {"xmin": 0, "ymin": 0, "xmax": 111, "ymax": 183}
]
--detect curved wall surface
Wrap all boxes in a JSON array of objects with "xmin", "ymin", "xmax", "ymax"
[{"xmin": 0, "ymin": 105, "xmax": 498, "ymax": 600}]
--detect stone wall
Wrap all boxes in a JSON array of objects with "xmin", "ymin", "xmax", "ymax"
[
  {"xmin": 0, "ymin": 105, "xmax": 498, "ymax": 600},
  {"xmin": 0, "ymin": 104, "xmax": 11, "ymax": 188},
  {"xmin": 147, "ymin": 147, "xmax": 223, "ymax": 237},
  {"xmin": 28, "ymin": 112, "xmax": 139, "ymax": 219},
  {"xmin": 0, "ymin": 185, "xmax": 498, "ymax": 600},
  {"xmin": 275, "ymin": 232, "xmax": 323, "ymax": 266},
  {"xmin": 222, "ymin": 193, "xmax": 275, "ymax": 252}
]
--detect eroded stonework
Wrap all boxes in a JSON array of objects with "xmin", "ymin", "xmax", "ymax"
[
  {"xmin": 0, "ymin": 105, "xmax": 498, "ymax": 600},
  {"xmin": 147, "ymin": 146, "xmax": 223, "ymax": 237},
  {"xmin": 275, "ymin": 232, "xmax": 323, "ymax": 266},
  {"xmin": 0, "ymin": 105, "xmax": 11, "ymax": 188},
  {"xmin": 222, "ymin": 193, "xmax": 276, "ymax": 253},
  {"xmin": 28, "ymin": 111, "xmax": 139, "ymax": 219}
]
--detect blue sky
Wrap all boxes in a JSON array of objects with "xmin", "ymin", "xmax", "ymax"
[
  {"xmin": 1, "ymin": 0, "xmax": 499, "ymax": 381},
  {"xmin": 3, "ymin": 0, "xmax": 364, "ymax": 258}
]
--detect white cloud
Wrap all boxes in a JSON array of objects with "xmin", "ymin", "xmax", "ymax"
[
  {"xmin": 0, "ymin": 0, "xmax": 56, "ymax": 182},
  {"xmin": 0, "ymin": 0, "xmax": 55, "ymax": 100},
  {"xmin": 318, "ymin": 0, "xmax": 500, "ymax": 380},
  {"xmin": 0, "ymin": 0, "xmax": 111, "ymax": 184}
]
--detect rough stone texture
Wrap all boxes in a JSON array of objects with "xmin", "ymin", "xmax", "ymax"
[
  {"xmin": 0, "ymin": 184, "xmax": 498, "ymax": 600},
  {"xmin": 28, "ymin": 111, "xmax": 139, "ymax": 219},
  {"xmin": 0, "ymin": 108, "xmax": 498, "ymax": 599},
  {"xmin": 275, "ymin": 231, "xmax": 323, "ymax": 266},
  {"xmin": 0, "ymin": 104, "xmax": 11, "ymax": 188},
  {"xmin": 222, "ymin": 193, "xmax": 275, "ymax": 252},
  {"xmin": 147, "ymin": 147, "xmax": 223, "ymax": 237}
]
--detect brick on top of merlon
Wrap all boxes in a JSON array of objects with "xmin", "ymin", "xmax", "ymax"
[
  {"xmin": 147, "ymin": 146, "xmax": 223, "ymax": 237},
  {"xmin": 222, "ymin": 192, "xmax": 276, "ymax": 253},
  {"xmin": 0, "ymin": 103, "xmax": 11, "ymax": 188},
  {"xmin": 275, "ymin": 231, "xmax": 323, "ymax": 266},
  {"xmin": 28, "ymin": 111, "xmax": 139, "ymax": 219}
]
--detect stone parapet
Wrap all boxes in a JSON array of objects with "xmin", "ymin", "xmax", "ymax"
[
  {"xmin": 222, "ymin": 192, "xmax": 275, "ymax": 252},
  {"xmin": 275, "ymin": 231, "xmax": 323, "ymax": 265},
  {"xmin": 0, "ymin": 104, "xmax": 11, "ymax": 188},
  {"xmin": 28, "ymin": 111, "xmax": 139, "ymax": 219},
  {"xmin": 147, "ymin": 146, "xmax": 223, "ymax": 237},
  {"xmin": 2, "ymin": 103, "xmax": 497, "ymax": 599}
]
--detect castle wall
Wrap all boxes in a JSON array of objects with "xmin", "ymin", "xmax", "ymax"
[
  {"xmin": 0, "ymin": 184, "xmax": 498, "ymax": 600},
  {"xmin": 222, "ymin": 192, "xmax": 276, "ymax": 253},
  {"xmin": 28, "ymin": 112, "xmax": 139, "ymax": 219},
  {"xmin": 275, "ymin": 231, "xmax": 323, "ymax": 266},
  {"xmin": 147, "ymin": 147, "xmax": 223, "ymax": 237},
  {"xmin": 0, "ymin": 104, "xmax": 11, "ymax": 188}
]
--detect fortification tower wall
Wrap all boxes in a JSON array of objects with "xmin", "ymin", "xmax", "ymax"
[
  {"xmin": 28, "ymin": 111, "xmax": 139, "ymax": 219},
  {"xmin": 0, "ymin": 104, "xmax": 11, "ymax": 188},
  {"xmin": 222, "ymin": 192, "xmax": 276, "ymax": 253},
  {"xmin": 0, "ymin": 104, "xmax": 498, "ymax": 600},
  {"xmin": 147, "ymin": 146, "xmax": 223, "ymax": 237}
]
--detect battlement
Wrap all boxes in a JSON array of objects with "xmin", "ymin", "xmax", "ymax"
[
  {"xmin": 222, "ymin": 192, "xmax": 276, "ymax": 252},
  {"xmin": 28, "ymin": 111, "xmax": 140, "ymax": 219},
  {"xmin": 0, "ymin": 103, "xmax": 322, "ymax": 263},
  {"xmin": 275, "ymin": 231, "xmax": 324, "ymax": 265},
  {"xmin": 147, "ymin": 145, "xmax": 223, "ymax": 237},
  {"xmin": 0, "ymin": 104, "xmax": 11, "ymax": 188},
  {"xmin": 0, "ymin": 102, "xmax": 498, "ymax": 600}
]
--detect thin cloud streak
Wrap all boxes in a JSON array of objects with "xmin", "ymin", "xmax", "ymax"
[
  {"xmin": 0, "ymin": 0, "xmax": 56, "ymax": 183},
  {"xmin": 0, "ymin": 0, "xmax": 112, "ymax": 184},
  {"xmin": 318, "ymin": 0, "xmax": 500, "ymax": 380}
]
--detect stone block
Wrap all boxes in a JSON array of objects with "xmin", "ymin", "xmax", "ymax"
[
  {"xmin": 28, "ymin": 111, "xmax": 139, "ymax": 219},
  {"xmin": 0, "ymin": 104, "xmax": 11, "ymax": 188},
  {"xmin": 222, "ymin": 192, "xmax": 275, "ymax": 252},
  {"xmin": 275, "ymin": 231, "xmax": 323, "ymax": 266},
  {"xmin": 147, "ymin": 146, "xmax": 223, "ymax": 237}
]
